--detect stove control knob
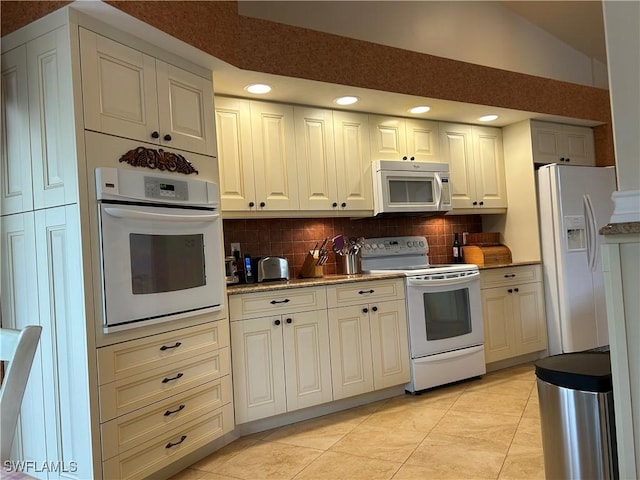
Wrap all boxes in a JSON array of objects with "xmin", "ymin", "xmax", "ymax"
[
  {"xmin": 370, "ymin": 244, "xmax": 377, "ymax": 250},
  {"xmin": 419, "ymin": 241, "xmax": 425, "ymax": 247},
  {"xmin": 406, "ymin": 241, "xmax": 412, "ymax": 247},
  {"xmin": 413, "ymin": 241, "xmax": 419, "ymax": 247},
  {"xmin": 364, "ymin": 244, "xmax": 371, "ymax": 250},
  {"xmin": 377, "ymin": 243, "xmax": 385, "ymax": 249}
]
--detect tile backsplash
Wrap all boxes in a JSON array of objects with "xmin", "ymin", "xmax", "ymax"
[{"xmin": 223, "ymin": 215, "xmax": 483, "ymax": 278}]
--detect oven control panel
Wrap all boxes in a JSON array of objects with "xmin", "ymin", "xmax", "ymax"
[
  {"xmin": 144, "ymin": 177, "xmax": 189, "ymax": 201},
  {"xmin": 361, "ymin": 236, "xmax": 428, "ymax": 258}
]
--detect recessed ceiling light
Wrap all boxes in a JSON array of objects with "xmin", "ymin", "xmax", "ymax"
[
  {"xmin": 334, "ymin": 96, "xmax": 359, "ymax": 106},
  {"xmin": 245, "ymin": 83, "xmax": 272, "ymax": 94},
  {"xmin": 409, "ymin": 106, "xmax": 431, "ymax": 114},
  {"xmin": 478, "ymin": 114, "xmax": 499, "ymax": 122}
]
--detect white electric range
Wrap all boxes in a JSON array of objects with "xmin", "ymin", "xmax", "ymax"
[{"xmin": 361, "ymin": 236, "xmax": 486, "ymax": 392}]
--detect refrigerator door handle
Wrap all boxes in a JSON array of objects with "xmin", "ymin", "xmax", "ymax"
[{"xmin": 583, "ymin": 194, "xmax": 597, "ymax": 271}]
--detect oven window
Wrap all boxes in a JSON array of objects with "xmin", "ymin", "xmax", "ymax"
[
  {"xmin": 129, "ymin": 234, "xmax": 205, "ymax": 294},
  {"xmin": 388, "ymin": 179, "xmax": 434, "ymax": 204},
  {"xmin": 422, "ymin": 289, "xmax": 472, "ymax": 340}
]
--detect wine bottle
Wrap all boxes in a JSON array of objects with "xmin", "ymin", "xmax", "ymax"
[{"xmin": 452, "ymin": 233, "xmax": 462, "ymax": 263}]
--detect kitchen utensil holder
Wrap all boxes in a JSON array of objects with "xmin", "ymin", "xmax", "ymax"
[
  {"xmin": 300, "ymin": 251, "xmax": 324, "ymax": 278},
  {"xmin": 339, "ymin": 253, "xmax": 361, "ymax": 275}
]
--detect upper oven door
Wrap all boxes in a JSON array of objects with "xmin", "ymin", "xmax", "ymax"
[
  {"xmin": 98, "ymin": 202, "xmax": 223, "ymax": 331},
  {"xmin": 374, "ymin": 170, "xmax": 450, "ymax": 215},
  {"xmin": 405, "ymin": 273, "xmax": 483, "ymax": 358}
]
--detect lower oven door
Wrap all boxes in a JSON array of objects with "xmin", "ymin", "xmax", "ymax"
[
  {"xmin": 98, "ymin": 203, "xmax": 224, "ymax": 331},
  {"xmin": 406, "ymin": 273, "xmax": 483, "ymax": 358}
]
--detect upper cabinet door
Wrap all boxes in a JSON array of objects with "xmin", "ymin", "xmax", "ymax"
[
  {"xmin": 333, "ymin": 111, "xmax": 372, "ymax": 211},
  {"xmin": 405, "ymin": 118, "xmax": 441, "ymax": 162},
  {"xmin": 473, "ymin": 126, "xmax": 507, "ymax": 208},
  {"xmin": 156, "ymin": 61, "xmax": 215, "ymax": 156},
  {"xmin": 215, "ymin": 97, "xmax": 256, "ymax": 211},
  {"xmin": 295, "ymin": 107, "xmax": 338, "ymax": 210},
  {"xmin": 369, "ymin": 115, "xmax": 407, "ymax": 161},
  {"xmin": 531, "ymin": 121, "xmax": 595, "ymax": 166},
  {"xmin": 250, "ymin": 101, "xmax": 299, "ymax": 210},
  {"xmin": 80, "ymin": 28, "xmax": 159, "ymax": 144},
  {"xmin": 439, "ymin": 123, "xmax": 475, "ymax": 208},
  {"xmin": 1, "ymin": 45, "xmax": 33, "ymax": 215},
  {"xmin": 28, "ymin": 27, "xmax": 76, "ymax": 211},
  {"xmin": 80, "ymin": 28, "xmax": 215, "ymax": 156},
  {"xmin": 1, "ymin": 26, "xmax": 76, "ymax": 216}
]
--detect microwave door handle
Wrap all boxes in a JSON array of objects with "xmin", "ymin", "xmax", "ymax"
[
  {"xmin": 435, "ymin": 174, "xmax": 443, "ymax": 209},
  {"xmin": 103, "ymin": 207, "xmax": 219, "ymax": 223}
]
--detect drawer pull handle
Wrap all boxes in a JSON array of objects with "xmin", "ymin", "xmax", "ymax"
[
  {"xmin": 162, "ymin": 373, "xmax": 184, "ymax": 384},
  {"xmin": 270, "ymin": 299, "xmax": 290, "ymax": 304},
  {"xmin": 166, "ymin": 435, "xmax": 187, "ymax": 449},
  {"xmin": 160, "ymin": 342, "xmax": 182, "ymax": 351},
  {"xmin": 503, "ymin": 274, "xmax": 516, "ymax": 278},
  {"xmin": 164, "ymin": 404, "xmax": 186, "ymax": 416},
  {"xmin": 358, "ymin": 289, "xmax": 374, "ymax": 295}
]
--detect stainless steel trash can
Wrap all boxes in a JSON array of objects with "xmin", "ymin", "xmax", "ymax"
[{"xmin": 536, "ymin": 351, "xmax": 618, "ymax": 480}]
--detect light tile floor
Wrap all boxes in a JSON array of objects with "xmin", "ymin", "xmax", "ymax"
[{"xmin": 171, "ymin": 363, "xmax": 544, "ymax": 480}]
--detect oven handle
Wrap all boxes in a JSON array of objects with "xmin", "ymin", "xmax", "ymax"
[
  {"xmin": 406, "ymin": 271, "xmax": 479, "ymax": 287},
  {"xmin": 416, "ymin": 345, "xmax": 484, "ymax": 362},
  {"xmin": 103, "ymin": 207, "xmax": 219, "ymax": 223}
]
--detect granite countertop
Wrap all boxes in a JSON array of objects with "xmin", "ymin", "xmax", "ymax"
[
  {"xmin": 599, "ymin": 221, "xmax": 640, "ymax": 235},
  {"xmin": 226, "ymin": 261, "xmax": 542, "ymax": 294},
  {"xmin": 477, "ymin": 261, "xmax": 542, "ymax": 270},
  {"xmin": 226, "ymin": 272, "xmax": 405, "ymax": 295}
]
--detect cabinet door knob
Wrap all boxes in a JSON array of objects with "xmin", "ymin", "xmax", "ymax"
[
  {"xmin": 565, "ymin": 158, "xmax": 570, "ymax": 162},
  {"xmin": 286, "ymin": 318, "xmax": 293, "ymax": 324},
  {"xmin": 362, "ymin": 307, "xmax": 368, "ymax": 314},
  {"xmin": 560, "ymin": 157, "xmax": 566, "ymax": 162},
  {"xmin": 514, "ymin": 288, "xmax": 519, "ymax": 293},
  {"xmin": 249, "ymin": 201, "xmax": 255, "ymax": 207},
  {"xmin": 151, "ymin": 131, "xmax": 160, "ymax": 139},
  {"xmin": 402, "ymin": 156, "xmax": 408, "ymax": 161},
  {"xmin": 341, "ymin": 202, "xmax": 347, "ymax": 208},
  {"xmin": 410, "ymin": 156, "xmax": 415, "ymax": 161},
  {"xmin": 260, "ymin": 201, "xmax": 266, "ymax": 208},
  {"xmin": 274, "ymin": 319, "xmax": 281, "ymax": 326},
  {"xmin": 163, "ymin": 134, "xmax": 172, "ymax": 141},
  {"xmin": 372, "ymin": 306, "xmax": 378, "ymax": 312},
  {"xmin": 472, "ymin": 201, "xmax": 478, "ymax": 206},
  {"xmin": 332, "ymin": 202, "xmax": 338, "ymax": 208},
  {"xmin": 479, "ymin": 201, "xmax": 484, "ymax": 206},
  {"xmin": 507, "ymin": 288, "xmax": 513, "ymax": 293}
]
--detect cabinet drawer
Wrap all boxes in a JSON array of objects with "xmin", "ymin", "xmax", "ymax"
[
  {"xmin": 99, "ymin": 347, "xmax": 230, "ymax": 421},
  {"xmin": 101, "ymin": 375, "xmax": 232, "ymax": 460},
  {"xmin": 326, "ymin": 279, "xmax": 405, "ymax": 308},
  {"xmin": 97, "ymin": 321, "xmax": 229, "ymax": 385},
  {"xmin": 480, "ymin": 264, "xmax": 541, "ymax": 289},
  {"xmin": 229, "ymin": 286, "xmax": 326, "ymax": 320},
  {"xmin": 102, "ymin": 402, "xmax": 234, "ymax": 480}
]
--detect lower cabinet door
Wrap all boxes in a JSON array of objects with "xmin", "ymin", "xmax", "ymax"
[
  {"xmin": 328, "ymin": 305, "xmax": 374, "ymax": 400},
  {"xmin": 481, "ymin": 287, "xmax": 517, "ymax": 363},
  {"xmin": 513, "ymin": 282, "xmax": 548, "ymax": 355},
  {"xmin": 231, "ymin": 316, "xmax": 286, "ymax": 423},
  {"xmin": 282, "ymin": 309, "xmax": 333, "ymax": 410},
  {"xmin": 369, "ymin": 300, "xmax": 411, "ymax": 389}
]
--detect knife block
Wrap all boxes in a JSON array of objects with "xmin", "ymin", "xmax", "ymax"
[{"xmin": 300, "ymin": 251, "xmax": 324, "ymax": 278}]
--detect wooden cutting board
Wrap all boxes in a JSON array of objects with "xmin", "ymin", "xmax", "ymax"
[{"xmin": 462, "ymin": 245, "xmax": 512, "ymax": 266}]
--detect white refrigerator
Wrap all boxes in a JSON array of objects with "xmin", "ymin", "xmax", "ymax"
[{"xmin": 537, "ymin": 164, "xmax": 616, "ymax": 355}]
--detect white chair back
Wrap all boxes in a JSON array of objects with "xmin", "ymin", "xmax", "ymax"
[{"xmin": 0, "ymin": 325, "xmax": 42, "ymax": 462}]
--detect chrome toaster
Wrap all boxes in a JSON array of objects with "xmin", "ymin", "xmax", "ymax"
[{"xmin": 257, "ymin": 257, "xmax": 289, "ymax": 282}]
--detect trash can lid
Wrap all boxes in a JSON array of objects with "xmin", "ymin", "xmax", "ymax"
[{"xmin": 535, "ymin": 351, "xmax": 612, "ymax": 392}]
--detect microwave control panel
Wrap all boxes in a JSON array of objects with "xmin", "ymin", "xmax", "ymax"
[{"xmin": 144, "ymin": 177, "xmax": 189, "ymax": 201}]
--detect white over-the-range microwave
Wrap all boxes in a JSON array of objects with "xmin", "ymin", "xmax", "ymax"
[{"xmin": 372, "ymin": 160, "xmax": 452, "ymax": 216}]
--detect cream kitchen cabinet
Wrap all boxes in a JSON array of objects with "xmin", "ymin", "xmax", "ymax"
[
  {"xmin": 480, "ymin": 265, "xmax": 547, "ymax": 364},
  {"xmin": 439, "ymin": 123, "xmax": 507, "ymax": 211},
  {"xmin": 369, "ymin": 114, "xmax": 441, "ymax": 163},
  {"xmin": 80, "ymin": 28, "xmax": 215, "ymax": 156},
  {"xmin": 1, "ymin": 206, "xmax": 92, "ymax": 480},
  {"xmin": 531, "ymin": 120, "xmax": 595, "ymax": 166},
  {"xmin": 215, "ymin": 97, "xmax": 299, "ymax": 212},
  {"xmin": 1, "ymin": 26, "xmax": 76, "ymax": 216},
  {"xmin": 97, "ymin": 321, "xmax": 233, "ymax": 479},
  {"xmin": 296, "ymin": 108, "xmax": 373, "ymax": 212},
  {"xmin": 326, "ymin": 278, "xmax": 410, "ymax": 397},
  {"xmin": 229, "ymin": 287, "xmax": 332, "ymax": 423}
]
